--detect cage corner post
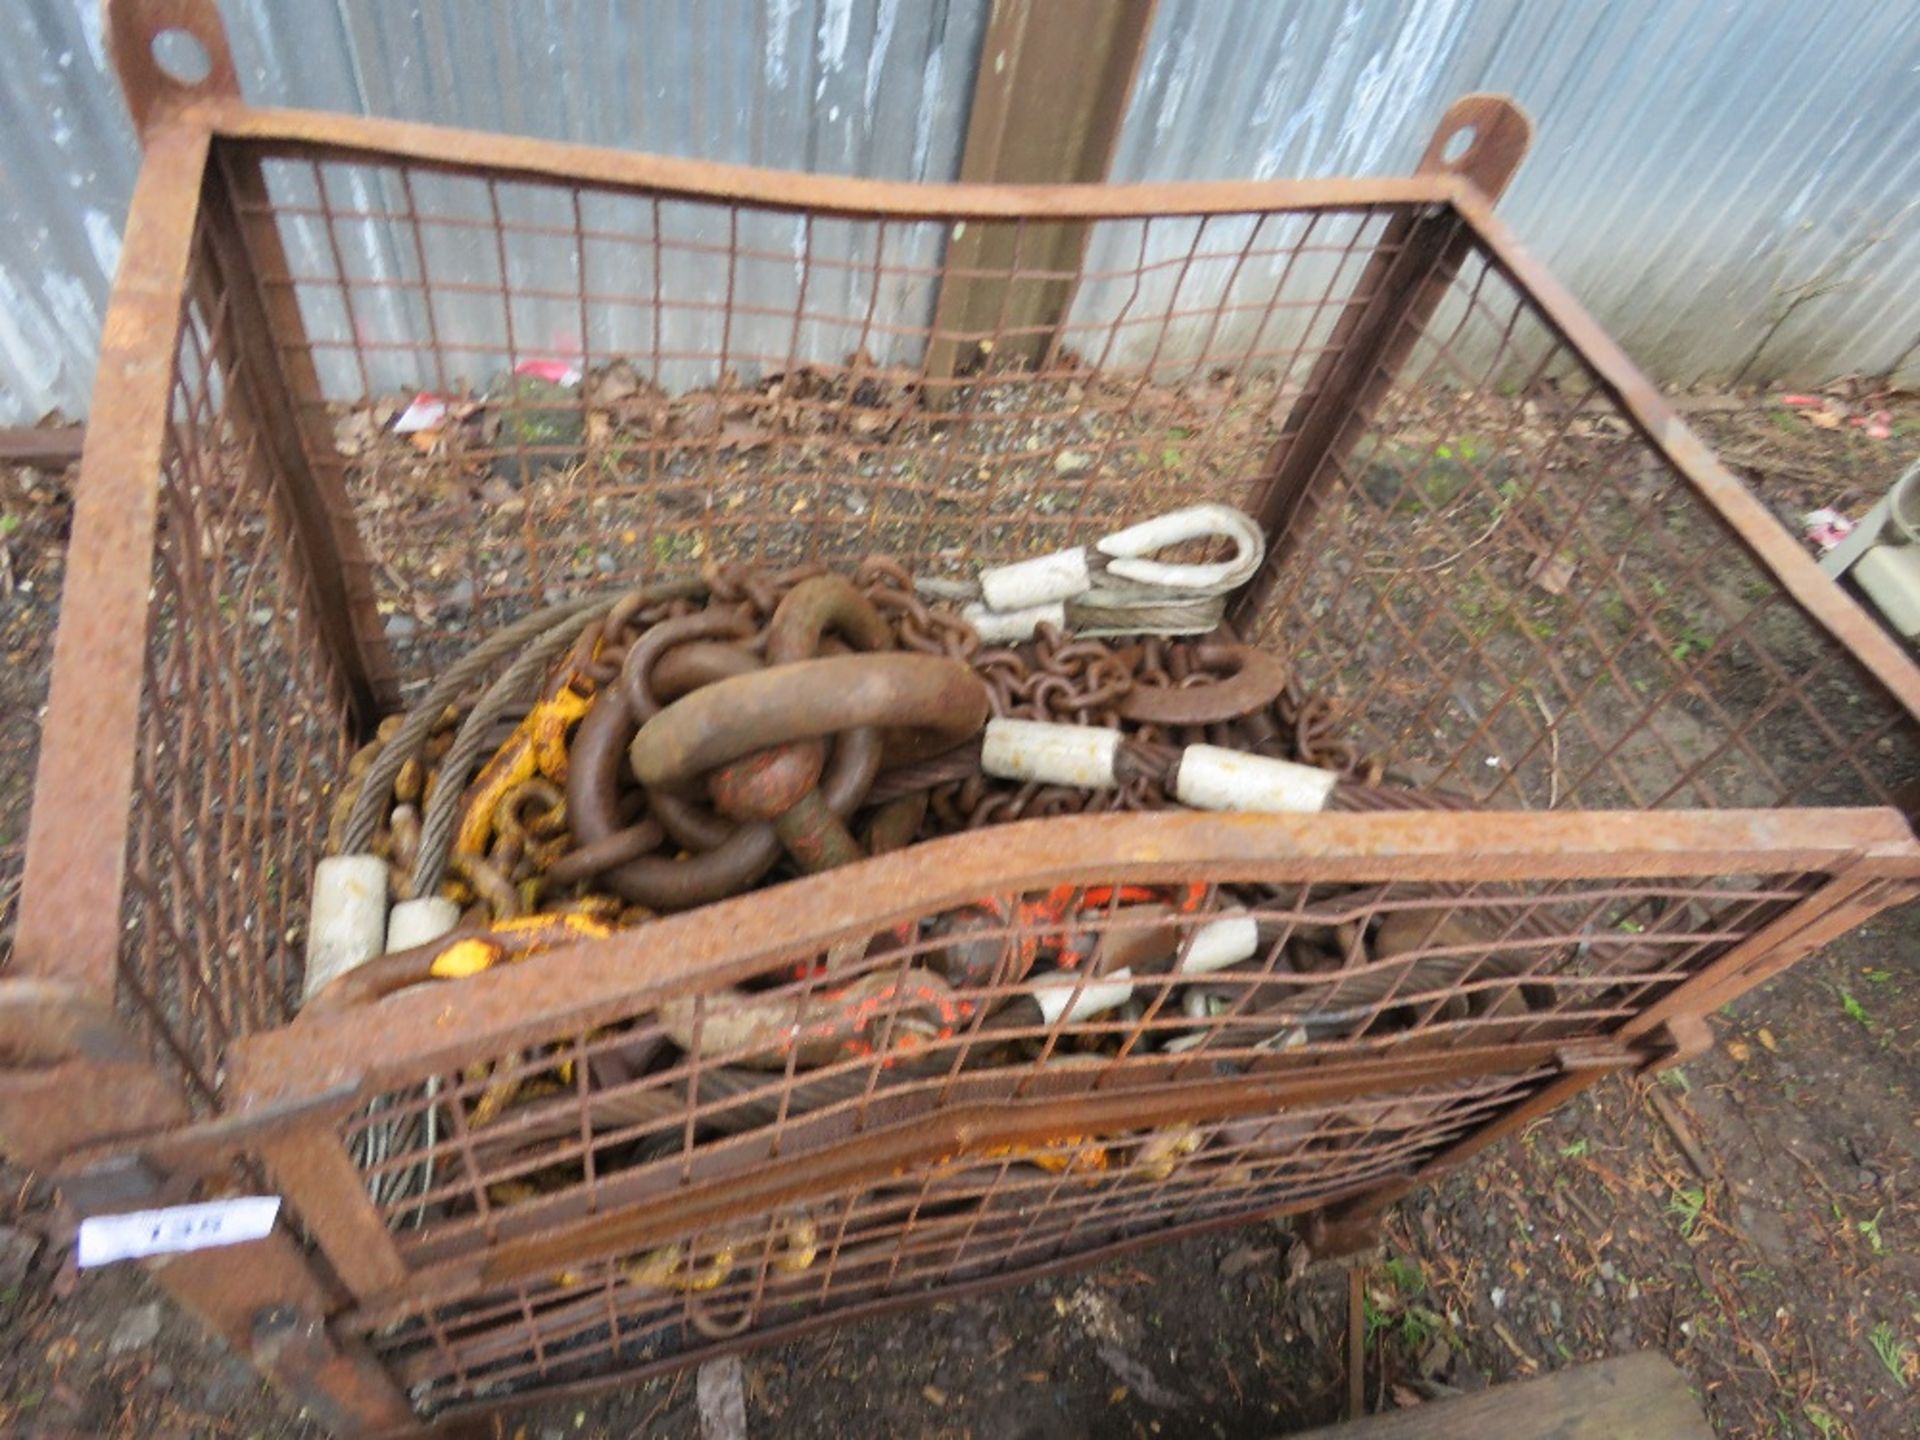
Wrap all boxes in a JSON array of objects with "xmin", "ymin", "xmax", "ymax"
[
  {"xmin": 1232, "ymin": 94, "xmax": 1533, "ymax": 622},
  {"xmin": 4, "ymin": 105, "xmax": 414, "ymax": 1414},
  {"xmin": 112, "ymin": 0, "xmax": 400, "ymax": 734},
  {"xmin": 0, "ymin": 5, "xmax": 420, "ymax": 1433},
  {"xmin": 194, "ymin": 144, "xmax": 402, "ymax": 734}
]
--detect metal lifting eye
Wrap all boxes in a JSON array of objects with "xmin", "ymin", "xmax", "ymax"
[
  {"xmin": 150, "ymin": 28, "xmax": 212, "ymax": 85},
  {"xmin": 1441, "ymin": 124, "xmax": 1478, "ymax": 164}
]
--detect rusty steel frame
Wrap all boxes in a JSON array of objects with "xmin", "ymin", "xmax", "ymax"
[
  {"xmin": 0, "ymin": 423, "xmax": 87, "ymax": 468},
  {"xmin": 222, "ymin": 807, "xmax": 1917, "ymax": 1102},
  {"xmin": 5, "ymin": 3, "xmax": 1920, "ymax": 1435}
]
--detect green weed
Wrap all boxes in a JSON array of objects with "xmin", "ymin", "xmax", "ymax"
[
  {"xmin": 1363, "ymin": 1293, "xmax": 1389, "ymax": 1341},
  {"xmin": 1670, "ymin": 629, "xmax": 1712, "ymax": 663},
  {"xmin": 1398, "ymin": 1307, "xmax": 1435, "ymax": 1351},
  {"xmin": 1381, "ymin": 1255, "xmax": 1424, "ymax": 1294},
  {"xmin": 1858, "ymin": 1209, "xmax": 1885, "ymax": 1254},
  {"xmin": 1668, "ymin": 1185, "xmax": 1707, "ymax": 1238},
  {"xmin": 1868, "ymin": 1320, "xmax": 1909, "ymax": 1388}
]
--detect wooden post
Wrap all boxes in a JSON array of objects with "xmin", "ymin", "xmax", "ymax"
[{"xmin": 925, "ymin": 0, "xmax": 1159, "ymax": 381}]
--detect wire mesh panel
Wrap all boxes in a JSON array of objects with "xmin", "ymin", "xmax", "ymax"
[
  {"xmin": 207, "ymin": 134, "xmax": 1920, "ymax": 821},
  {"xmin": 217, "ymin": 138, "xmax": 1415, "ymax": 676},
  {"xmin": 116, "ymin": 223, "xmax": 357, "ymax": 1104},
  {"xmin": 1253, "ymin": 243, "xmax": 1920, "ymax": 811},
  {"xmin": 362, "ymin": 1063, "xmax": 1555, "ymax": 1417},
  {"xmin": 326, "ymin": 870, "xmax": 1819, "ymax": 1261}
]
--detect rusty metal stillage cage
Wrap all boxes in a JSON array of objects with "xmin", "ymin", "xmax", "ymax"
[{"xmin": 7, "ymin": 3, "xmax": 1920, "ymax": 1435}]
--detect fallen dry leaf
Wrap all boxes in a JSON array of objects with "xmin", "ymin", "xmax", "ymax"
[
  {"xmin": 1527, "ymin": 551, "xmax": 1576, "ymax": 596},
  {"xmin": 333, "ymin": 406, "xmax": 382, "ymax": 458},
  {"xmin": 716, "ymin": 422, "xmax": 773, "ymax": 452},
  {"xmin": 1218, "ymin": 1242, "xmax": 1275, "ymax": 1278},
  {"xmin": 590, "ymin": 359, "xmax": 642, "ymax": 404}
]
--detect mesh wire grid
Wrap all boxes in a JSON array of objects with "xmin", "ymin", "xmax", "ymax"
[
  {"xmin": 335, "ymin": 872, "xmax": 1814, "ymax": 1250},
  {"xmin": 123, "ymin": 220, "xmax": 357, "ymax": 1104},
  {"xmin": 208, "ymin": 140, "xmax": 1920, "ymax": 814},
  {"xmin": 366, "ymin": 1063, "xmax": 1555, "ymax": 1416}
]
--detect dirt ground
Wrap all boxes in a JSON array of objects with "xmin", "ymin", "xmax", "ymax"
[{"xmin": 1, "ymin": 388, "xmax": 1916, "ymax": 1438}]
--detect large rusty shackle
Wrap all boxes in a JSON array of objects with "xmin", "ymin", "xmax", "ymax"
[
  {"xmin": 564, "ymin": 579, "xmax": 988, "ymax": 909},
  {"xmin": 562, "ymin": 600, "xmax": 872, "ymax": 909},
  {"xmin": 631, "ymin": 578, "xmax": 990, "ymax": 876}
]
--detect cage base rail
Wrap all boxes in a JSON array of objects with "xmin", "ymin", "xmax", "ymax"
[{"xmin": 0, "ymin": 990, "xmax": 413, "ymax": 1432}]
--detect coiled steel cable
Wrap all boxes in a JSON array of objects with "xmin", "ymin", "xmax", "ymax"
[
  {"xmin": 407, "ymin": 579, "xmax": 708, "ymax": 896},
  {"xmin": 337, "ymin": 592, "xmax": 616, "ymax": 855}
]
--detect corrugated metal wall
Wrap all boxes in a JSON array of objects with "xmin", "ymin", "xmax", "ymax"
[
  {"xmin": 2, "ymin": 0, "xmax": 1915, "ymax": 421},
  {"xmin": 0, "ymin": 0, "xmax": 991, "ymax": 420},
  {"xmin": 1104, "ymin": 0, "xmax": 1920, "ymax": 386}
]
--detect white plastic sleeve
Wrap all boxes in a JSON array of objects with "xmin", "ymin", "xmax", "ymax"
[
  {"xmin": 1175, "ymin": 912, "xmax": 1261, "ymax": 975},
  {"xmin": 385, "ymin": 895, "xmax": 462, "ymax": 954},
  {"xmin": 981, "ymin": 718, "xmax": 1121, "ymax": 789},
  {"xmin": 1032, "ymin": 968, "xmax": 1135, "ymax": 1025},
  {"xmin": 302, "ymin": 855, "xmax": 391, "ymax": 1002},
  {"xmin": 1174, "ymin": 745, "xmax": 1338, "ymax": 813},
  {"xmin": 978, "ymin": 547, "xmax": 1092, "ymax": 611},
  {"xmin": 962, "ymin": 599, "xmax": 1067, "ymax": 644}
]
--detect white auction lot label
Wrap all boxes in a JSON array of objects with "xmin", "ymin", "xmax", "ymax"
[{"xmin": 76, "ymin": 1196, "xmax": 281, "ymax": 1267}]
